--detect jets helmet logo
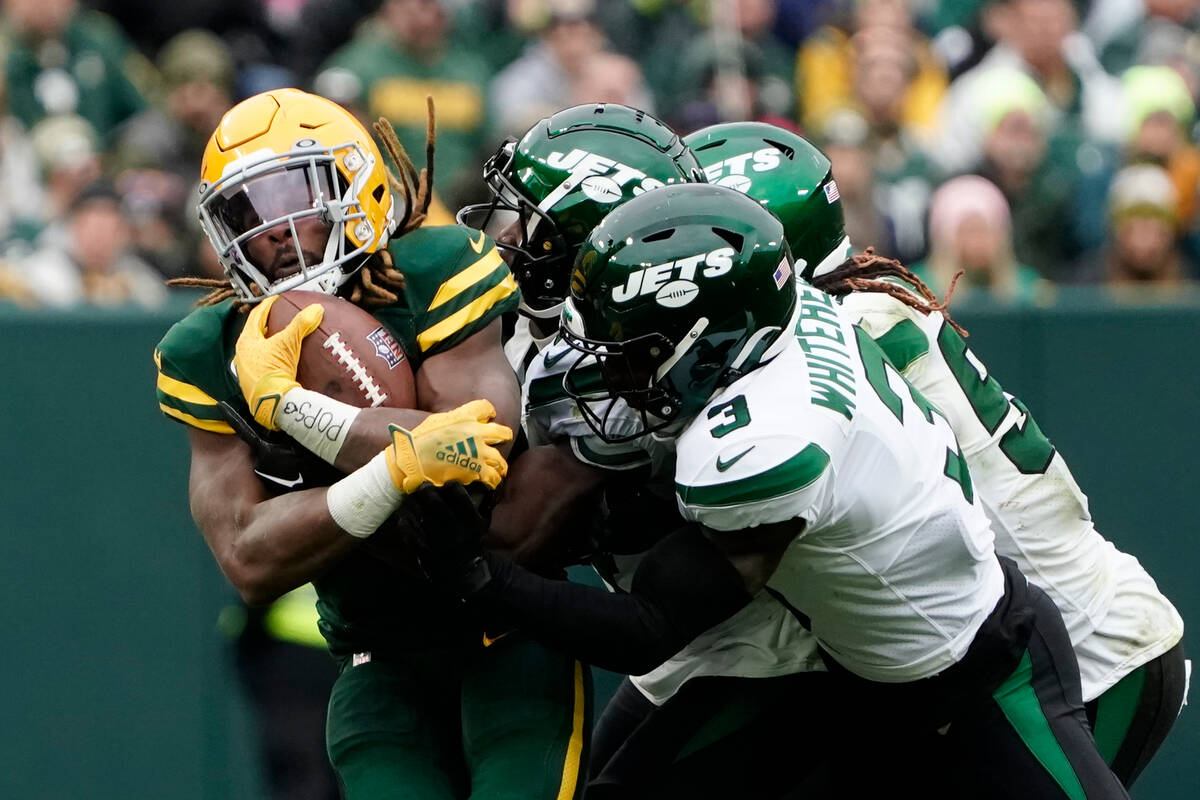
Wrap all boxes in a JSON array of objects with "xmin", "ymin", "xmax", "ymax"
[
  {"xmin": 611, "ymin": 247, "xmax": 735, "ymax": 307},
  {"xmin": 701, "ymin": 147, "xmax": 784, "ymax": 193},
  {"xmin": 538, "ymin": 149, "xmax": 667, "ymax": 211}
]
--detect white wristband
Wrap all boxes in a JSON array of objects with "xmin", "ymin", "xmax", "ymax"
[
  {"xmin": 276, "ymin": 387, "xmax": 362, "ymax": 465},
  {"xmin": 325, "ymin": 451, "xmax": 403, "ymax": 539}
]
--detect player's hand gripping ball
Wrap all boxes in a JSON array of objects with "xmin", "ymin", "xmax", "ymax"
[
  {"xmin": 267, "ymin": 291, "xmax": 417, "ymax": 409},
  {"xmin": 385, "ymin": 400, "xmax": 512, "ymax": 493},
  {"xmin": 236, "ymin": 291, "xmax": 420, "ymax": 429},
  {"xmin": 235, "ymin": 295, "xmax": 323, "ymax": 429}
]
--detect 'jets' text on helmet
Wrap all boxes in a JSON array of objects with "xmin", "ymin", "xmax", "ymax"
[
  {"xmin": 561, "ymin": 183, "xmax": 798, "ymax": 443},
  {"xmin": 198, "ymin": 88, "xmax": 397, "ymax": 303},
  {"xmin": 457, "ymin": 103, "xmax": 701, "ymax": 320},
  {"xmin": 684, "ymin": 121, "xmax": 851, "ymax": 282}
]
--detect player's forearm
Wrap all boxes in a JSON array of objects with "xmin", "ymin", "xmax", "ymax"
[
  {"xmin": 485, "ymin": 443, "xmax": 605, "ymax": 568},
  {"xmin": 268, "ymin": 385, "xmax": 429, "ymax": 473},
  {"xmin": 332, "ymin": 376, "xmax": 520, "ymax": 470},
  {"xmin": 227, "ymin": 487, "xmax": 361, "ymax": 605},
  {"xmin": 334, "ymin": 407, "xmax": 430, "ymax": 472},
  {"xmin": 470, "ymin": 526, "xmax": 752, "ymax": 674},
  {"xmin": 210, "ymin": 451, "xmax": 407, "ymax": 604}
]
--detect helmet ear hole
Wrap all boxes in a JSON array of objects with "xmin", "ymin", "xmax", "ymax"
[
  {"xmin": 642, "ymin": 228, "xmax": 675, "ymax": 243},
  {"xmin": 762, "ymin": 138, "xmax": 795, "ymax": 159},
  {"xmin": 713, "ymin": 229, "xmax": 743, "ymax": 251}
]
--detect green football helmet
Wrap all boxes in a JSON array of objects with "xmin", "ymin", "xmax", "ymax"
[
  {"xmin": 684, "ymin": 122, "xmax": 851, "ymax": 282},
  {"xmin": 561, "ymin": 183, "xmax": 797, "ymax": 442},
  {"xmin": 457, "ymin": 103, "xmax": 702, "ymax": 319}
]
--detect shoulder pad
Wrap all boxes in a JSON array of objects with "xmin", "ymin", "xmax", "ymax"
[
  {"xmin": 675, "ymin": 428, "xmax": 830, "ymax": 531},
  {"xmin": 839, "ymin": 292, "xmax": 937, "ymax": 373},
  {"xmin": 674, "ymin": 366, "xmax": 841, "ymax": 530},
  {"xmin": 838, "ymin": 287, "xmax": 922, "ymax": 333},
  {"xmin": 154, "ymin": 301, "xmax": 239, "ymax": 434},
  {"xmin": 522, "ymin": 343, "xmax": 649, "ymax": 450},
  {"xmin": 522, "ymin": 337, "xmax": 579, "ymax": 443},
  {"xmin": 570, "ymin": 434, "xmax": 650, "ymax": 472},
  {"xmin": 390, "ymin": 225, "xmax": 519, "ymax": 355}
]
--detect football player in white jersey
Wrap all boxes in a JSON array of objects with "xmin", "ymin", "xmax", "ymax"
[
  {"xmin": 421, "ymin": 183, "xmax": 1130, "ymax": 798},
  {"xmin": 688, "ymin": 120, "xmax": 1187, "ymax": 788},
  {"xmin": 460, "ymin": 105, "xmax": 825, "ymax": 795}
]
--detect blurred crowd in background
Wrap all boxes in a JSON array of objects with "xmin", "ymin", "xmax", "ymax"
[{"xmin": 0, "ymin": 0, "xmax": 1197, "ymax": 311}]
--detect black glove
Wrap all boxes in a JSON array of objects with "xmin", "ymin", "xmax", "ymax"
[
  {"xmin": 220, "ymin": 400, "xmax": 340, "ymax": 494},
  {"xmin": 403, "ymin": 482, "xmax": 495, "ymax": 598}
]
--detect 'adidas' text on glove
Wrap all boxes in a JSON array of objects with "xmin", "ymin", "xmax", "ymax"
[{"xmin": 385, "ymin": 399, "xmax": 512, "ymax": 493}]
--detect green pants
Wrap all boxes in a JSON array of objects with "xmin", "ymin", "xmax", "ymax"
[
  {"xmin": 326, "ymin": 634, "xmax": 589, "ymax": 800},
  {"xmin": 1086, "ymin": 641, "xmax": 1187, "ymax": 787}
]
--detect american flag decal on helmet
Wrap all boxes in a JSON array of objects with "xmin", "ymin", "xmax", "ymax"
[
  {"xmin": 773, "ymin": 258, "xmax": 792, "ymax": 289},
  {"xmin": 366, "ymin": 326, "xmax": 405, "ymax": 370},
  {"xmin": 824, "ymin": 181, "xmax": 840, "ymax": 203}
]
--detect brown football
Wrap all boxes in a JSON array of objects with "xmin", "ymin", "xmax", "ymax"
[{"xmin": 267, "ymin": 290, "xmax": 416, "ymax": 409}]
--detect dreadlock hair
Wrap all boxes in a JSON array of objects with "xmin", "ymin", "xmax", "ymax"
[
  {"xmin": 810, "ymin": 247, "xmax": 968, "ymax": 337},
  {"xmin": 169, "ymin": 97, "xmax": 440, "ymax": 312}
]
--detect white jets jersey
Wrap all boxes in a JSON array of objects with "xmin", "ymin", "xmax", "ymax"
[
  {"xmin": 503, "ymin": 315, "xmax": 552, "ymax": 385},
  {"xmin": 674, "ymin": 286, "xmax": 1005, "ymax": 683},
  {"xmin": 521, "ymin": 335, "xmax": 655, "ymax": 471},
  {"xmin": 841, "ymin": 290, "xmax": 1183, "ymax": 699},
  {"xmin": 520, "ymin": 331, "xmax": 825, "ymax": 705}
]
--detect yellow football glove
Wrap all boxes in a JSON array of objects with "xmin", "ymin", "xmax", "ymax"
[
  {"xmin": 385, "ymin": 399, "xmax": 513, "ymax": 493},
  {"xmin": 234, "ymin": 295, "xmax": 325, "ymax": 429}
]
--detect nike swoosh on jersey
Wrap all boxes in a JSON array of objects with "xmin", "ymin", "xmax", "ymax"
[
  {"xmin": 468, "ymin": 230, "xmax": 487, "ymax": 254},
  {"xmin": 254, "ymin": 469, "xmax": 306, "ymax": 489},
  {"xmin": 482, "ymin": 629, "xmax": 512, "ymax": 647},
  {"xmin": 716, "ymin": 446, "xmax": 755, "ymax": 472},
  {"xmin": 543, "ymin": 347, "xmax": 574, "ymax": 368}
]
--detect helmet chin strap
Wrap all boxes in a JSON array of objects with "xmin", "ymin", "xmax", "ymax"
[
  {"xmin": 519, "ymin": 299, "xmax": 564, "ymax": 321},
  {"xmin": 653, "ymin": 316, "xmax": 710, "ymax": 384},
  {"xmin": 293, "ymin": 270, "xmax": 344, "ymax": 295}
]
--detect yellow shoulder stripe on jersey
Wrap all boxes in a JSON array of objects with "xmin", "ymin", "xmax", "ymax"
[
  {"xmin": 159, "ymin": 403, "xmax": 235, "ymax": 434},
  {"xmin": 157, "ymin": 372, "xmax": 221, "ymax": 406},
  {"xmin": 555, "ymin": 660, "xmax": 586, "ymax": 800},
  {"xmin": 426, "ymin": 248, "xmax": 505, "ymax": 312},
  {"xmin": 417, "ymin": 274, "xmax": 518, "ymax": 351}
]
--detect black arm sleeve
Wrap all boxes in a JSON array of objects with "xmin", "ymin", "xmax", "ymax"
[{"xmin": 472, "ymin": 525, "xmax": 753, "ymax": 675}]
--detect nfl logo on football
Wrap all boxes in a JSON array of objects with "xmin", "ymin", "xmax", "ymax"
[{"xmin": 366, "ymin": 326, "xmax": 406, "ymax": 370}]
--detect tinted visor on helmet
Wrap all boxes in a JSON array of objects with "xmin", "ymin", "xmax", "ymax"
[{"xmin": 207, "ymin": 162, "xmax": 335, "ymax": 271}]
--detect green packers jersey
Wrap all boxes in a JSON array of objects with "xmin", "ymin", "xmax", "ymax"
[{"xmin": 155, "ymin": 225, "xmax": 519, "ymax": 654}]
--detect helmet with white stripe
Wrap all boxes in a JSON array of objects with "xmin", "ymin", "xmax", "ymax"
[{"xmin": 457, "ymin": 103, "xmax": 701, "ymax": 320}]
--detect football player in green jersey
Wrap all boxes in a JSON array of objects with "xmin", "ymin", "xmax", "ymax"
[
  {"xmin": 155, "ymin": 88, "xmax": 589, "ymax": 800},
  {"xmin": 692, "ymin": 120, "xmax": 1187, "ymax": 790}
]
